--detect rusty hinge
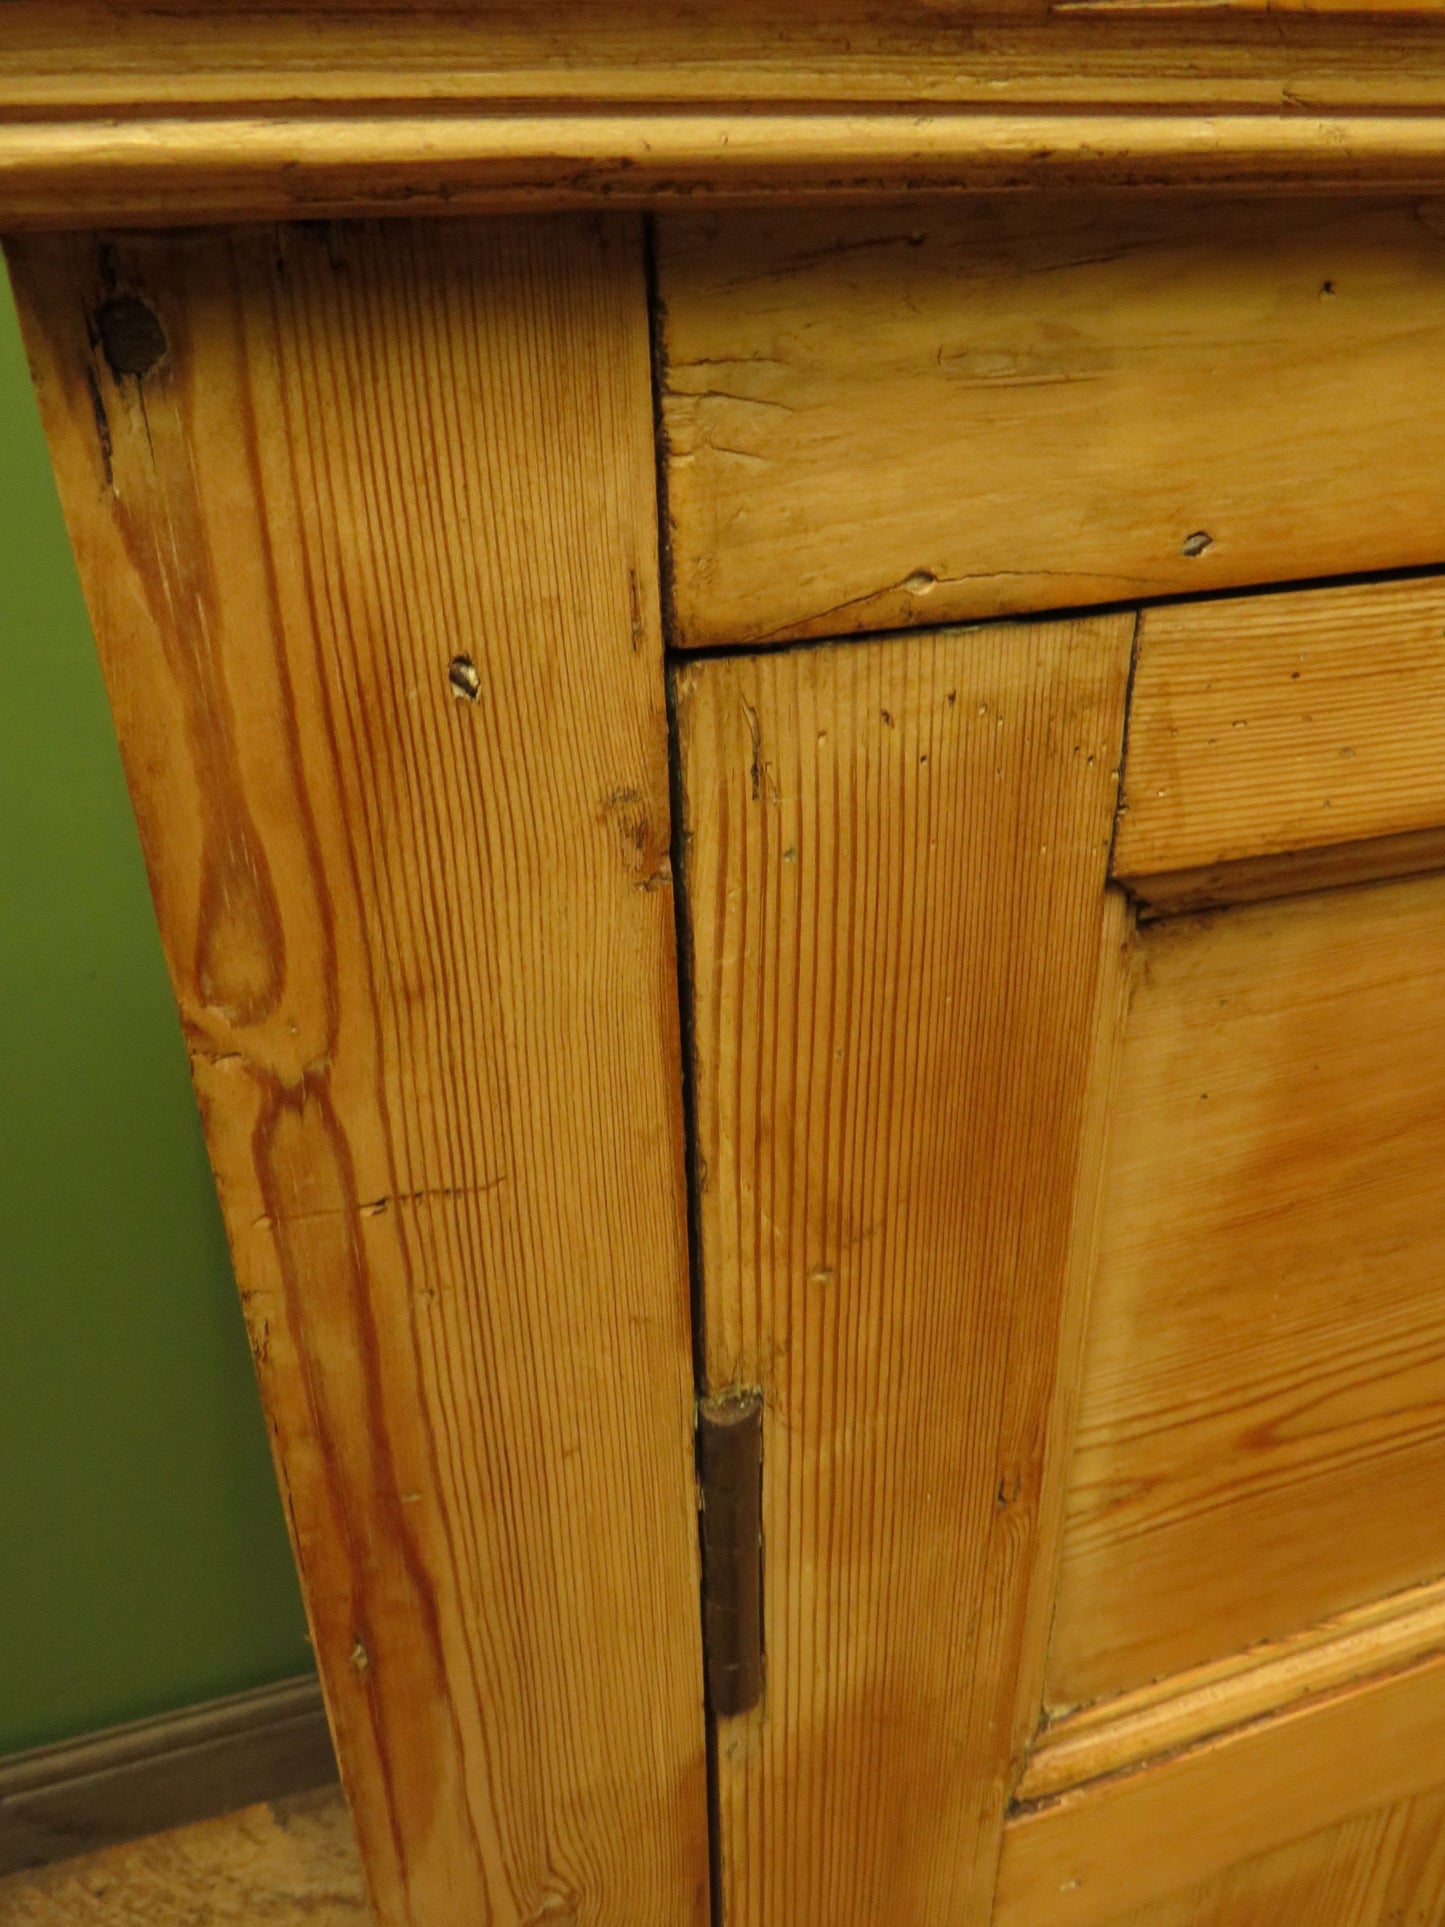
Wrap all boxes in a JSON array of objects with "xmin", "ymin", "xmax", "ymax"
[{"xmin": 697, "ymin": 1389, "xmax": 763, "ymax": 1718}]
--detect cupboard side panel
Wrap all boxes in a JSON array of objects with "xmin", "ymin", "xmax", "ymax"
[{"xmin": 7, "ymin": 218, "xmax": 708, "ymax": 1927}]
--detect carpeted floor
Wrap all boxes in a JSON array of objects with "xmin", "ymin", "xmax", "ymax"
[{"xmin": 0, "ymin": 1787, "xmax": 368, "ymax": 1925}]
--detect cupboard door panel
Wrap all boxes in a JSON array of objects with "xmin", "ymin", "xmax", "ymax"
[
  {"xmin": 1049, "ymin": 871, "xmax": 1445, "ymax": 1710},
  {"xmin": 676, "ymin": 615, "xmax": 1132, "ymax": 1925}
]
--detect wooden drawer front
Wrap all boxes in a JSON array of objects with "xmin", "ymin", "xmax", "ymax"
[
  {"xmin": 1048, "ymin": 871, "xmax": 1445, "ymax": 1712},
  {"xmin": 1115, "ymin": 574, "xmax": 1445, "ymax": 913},
  {"xmin": 657, "ymin": 200, "xmax": 1445, "ymax": 650}
]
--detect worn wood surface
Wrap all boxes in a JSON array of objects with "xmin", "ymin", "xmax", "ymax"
[
  {"xmin": 658, "ymin": 200, "xmax": 1445, "ymax": 649},
  {"xmin": 1022, "ymin": 1576, "xmax": 1445, "ymax": 1804},
  {"xmin": 1105, "ymin": 1786, "xmax": 1445, "ymax": 1927},
  {"xmin": 6, "ymin": 217, "xmax": 707, "ymax": 1927},
  {"xmin": 0, "ymin": 1789, "xmax": 367, "ymax": 1927},
  {"xmin": 1048, "ymin": 871, "xmax": 1445, "ymax": 1710},
  {"xmin": 677, "ymin": 615, "xmax": 1132, "ymax": 1925},
  {"xmin": 997, "ymin": 1646, "xmax": 1445, "ymax": 1927},
  {"xmin": 13, "ymin": 11, "xmax": 1445, "ymax": 222},
  {"xmin": 1116, "ymin": 576, "xmax": 1445, "ymax": 908}
]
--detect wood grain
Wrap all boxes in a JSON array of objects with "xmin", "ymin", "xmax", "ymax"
[
  {"xmin": 1115, "ymin": 575, "xmax": 1445, "ymax": 906},
  {"xmin": 658, "ymin": 200, "xmax": 1445, "ymax": 650},
  {"xmin": 6, "ymin": 218, "xmax": 707, "ymax": 1927},
  {"xmin": 676, "ymin": 615, "xmax": 1132, "ymax": 1925},
  {"xmin": 1047, "ymin": 871, "xmax": 1445, "ymax": 1710},
  {"xmin": 15, "ymin": 10, "xmax": 1445, "ymax": 222},
  {"xmin": 1022, "ymin": 1576, "xmax": 1445, "ymax": 1803},
  {"xmin": 996, "ymin": 1646, "xmax": 1445, "ymax": 1927},
  {"xmin": 1105, "ymin": 1785, "xmax": 1445, "ymax": 1927}
]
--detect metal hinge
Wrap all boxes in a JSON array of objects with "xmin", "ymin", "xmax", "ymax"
[{"xmin": 697, "ymin": 1388, "xmax": 764, "ymax": 1718}]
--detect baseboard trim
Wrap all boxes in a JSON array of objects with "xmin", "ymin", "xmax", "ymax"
[{"xmin": 0, "ymin": 1673, "xmax": 337, "ymax": 1876}]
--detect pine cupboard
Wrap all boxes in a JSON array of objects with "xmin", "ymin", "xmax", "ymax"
[{"xmin": 9, "ymin": 9, "xmax": 1445, "ymax": 1923}]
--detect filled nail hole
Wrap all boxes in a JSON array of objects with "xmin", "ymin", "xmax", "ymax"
[
  {"xmin": 1182, "ymin": 530, "xmax": 1214, "ymax": 559},
  {"xmin": 97, "ymin": 295, "xmax": 167, "ymax": 381},
  {"xmin": 448, "ymin": 655, "xmax": 481, "ymax": 702}
]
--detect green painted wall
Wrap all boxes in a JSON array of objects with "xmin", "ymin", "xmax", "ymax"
[{"xmin": 0, "ymin": 268, "xmax": 312, "ymax": 1756}]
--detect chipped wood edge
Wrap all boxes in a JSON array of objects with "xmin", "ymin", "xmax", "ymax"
[
  {"xmin": 1018, "ymin": 1576, "xmax": 1445, "ymax": 1807},
  {"xmin": 15, "ymin": 111, "xmax": 1445, "ymax": 227}
]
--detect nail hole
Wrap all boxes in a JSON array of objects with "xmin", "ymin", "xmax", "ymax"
[
  {"xmin": 1320, "ymin": 280, "xmax": 1337, "ymax": 298},
  {"xmin": 1182, "ymin": 531, "xmax": 1214, "ymax": 559},
  {"xmin": 97, "ymin": 295, "xmax": 167, "ymax": 380},
  {"xmin": 448, "ymin": 655, "xmax": 481, "ymax": 702}
]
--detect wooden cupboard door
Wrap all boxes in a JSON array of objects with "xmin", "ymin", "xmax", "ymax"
[
  {"xmin": 678, "ymin": 569, "xmax": 1445, "ymax": 1925},
  {"xmin": 676, "ymin": 615, "xmax": 1134, "ymax": 1926}
]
